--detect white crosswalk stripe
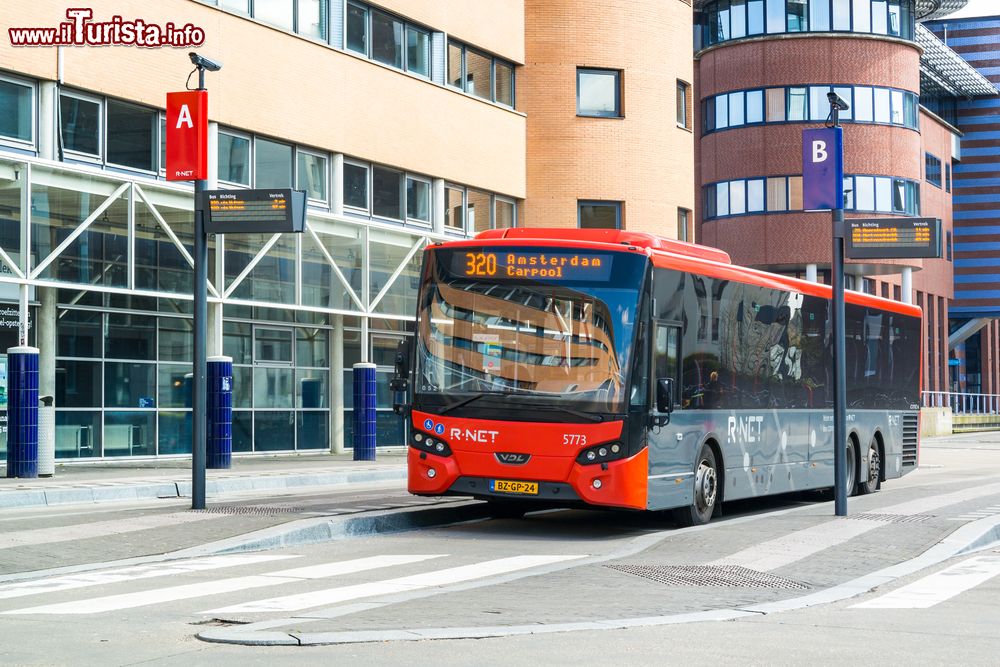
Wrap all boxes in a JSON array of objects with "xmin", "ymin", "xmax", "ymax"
[
  {"xmin": 3, "ymin": 554, "xmax": 444, "ymax": 615},
  {"xmin": 852, "ymin": 554, "xmax": 1000, "ymax": 609},
  {"xmin": 201, "ymin": 554, "xmax": 587, "ymax": 615},
  {"xmin": 0, "ymin": 554, "xmax": 296, "ymax": 601},
  {"xmin": 948, "ymin": 506, "xmax": 1000, "ymax": 522}
]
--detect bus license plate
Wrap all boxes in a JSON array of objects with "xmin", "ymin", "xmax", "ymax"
[{"xmin": 491, "ymin": 479, "xmax": 538, "ymax": 495}]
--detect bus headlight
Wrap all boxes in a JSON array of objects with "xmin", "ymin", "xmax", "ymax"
[
  {"xmin": 576, "ymin": 442, "xmax": 626, "ymax": 465},
  {"xmin": 410, "ymin": 430, "xmax": 453, "ymax": 456}
]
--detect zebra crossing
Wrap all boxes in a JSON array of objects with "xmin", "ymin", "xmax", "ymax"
[
  {"xmin": 0, "ymin": 552, "xmax": 585, "ymax": 617},
  {"xmin": 948, "ymin": 505, "xmax": 1000, "ymax": 522},
  {"xmin": 852, "ymin": 553, "xmax": 1000, "ymax": 609}
]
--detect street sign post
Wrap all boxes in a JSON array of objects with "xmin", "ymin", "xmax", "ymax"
[
  {"xmin": 803, "ymin": 111, "xmax": 848, "ymax": 517},
  {"xmin": 846, "ymin": 217, "xmax": 942, "ymax": 260}
]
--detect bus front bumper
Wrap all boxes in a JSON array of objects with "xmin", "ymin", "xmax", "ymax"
[{"xmin": 408, "ymin": 447, "xmax": 649, "ymax": 510}]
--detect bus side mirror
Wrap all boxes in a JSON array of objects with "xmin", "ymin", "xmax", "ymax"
[
  {"xmin": 656, "ymin": 378, "xmax": 675, "ymax": 415},
  {"xmin": 389, "ymin": 339, "xmax": 411, "ymax": 415}
]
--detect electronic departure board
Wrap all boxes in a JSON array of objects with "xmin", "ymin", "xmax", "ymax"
[
  {"xmin": 447, "ymin": 250, "xmax": 615, "ymax": 281},
  {"xmin": 200, "ymin": 189, "xmax": 306, "ymax": 234},
  {"xmin": 845, "ymin": 217, "xmax": 942, "ymax": 260}
]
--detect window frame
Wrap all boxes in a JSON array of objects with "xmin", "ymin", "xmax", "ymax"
[
  {"xmin": 577, "ymin": 200, "xmax": 622, "ymax": 229},
  {"xmin": 59, "ymin": 88, "xmax": 104, "ymax": 163},
  {"xmin": 104, "ymin": 97, "xmax": 159, "ymax": 174},
  {"xmin": 576, "ymin": 67, "xmax": 622, "ymax": 118},
  {"xmin": 253, "ymin": 135, "xmax": 295, "ymax": 189},
  {"xmin": 217, "ymin": 127, "xmax": 253, "ymax": 187},
  {"xmin": 444, "ymin": 183, "xmax": 467, "ymax": 234},
  {"xmin": 447, "ymin": 38, "xmax": 516, "ymax": 107},
  {"xmin": 404, "ymin": 173, "xmax": 433, "ymax": 226},
  {"xmin": 677, "ymin": 207, "xmax": 692, "ymax": 242},
  {"xmin": 676, "ymin": 79, "xmax": 691, "ymax": 129},
  {"xmin": 494, "ymin": 195, "xmax": 517, "ymax": 230},
  {"xmin": 925, "ymin": 152, "xmax": 942, "ymax": 189},
  {"xmin": 0, "ymin": 72, "xmax": 37, "ymax": 150},
  {"xmin": 342, "ymin": 158, "xmax": 371, "ymax": 213},
  {"xmin": 295, "ymin": 146, "xmax": 330, "ymax": 205}
]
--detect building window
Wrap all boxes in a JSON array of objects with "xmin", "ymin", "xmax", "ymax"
[
  {"xmin": 926, "ymin": 153, "xmax": 942, "ymax": 188},
  {"xmin": 254, "ymin": 138, "xmax": 293, "ymax": 188},
  {"xmin": 578, "ymin": 201, "xmax": 621, "ymax": 229},
  {"xmin": 406, "ymin": 176, "xmax": 431, "ymax": 223},
  {"xmin": 346, "ymin": 1, "xmax": 368, "ymax": 54},
  {"xmin": 343, "ymin": 161, "xmax": 369, "ymax": 210},
  {"xmin": 345, "ymin": 2, "xmax": 430, "ymax": 78},
  {"xmin": 448, "ymin": 40, "xmax": 516, "ymax": 106},
  {"xmin": 106, "ymin": 100, "xmax": 157, "ymax": 172},
  {"xmin": 495, "ymin": 197, "xmax": 516, "ymax": 229},
  {"xmin": 677, "ymin": 208, "xmax": 692, "ymax": 242},
  {"xmin": 947, "ymin": 230, "xmax": 953, "ymax": 261},
  {"xmin": 59, "ymin": 91, "xmax": 102, "ymax": 158},
  {"xmin": 218, "ymin": 130, "xmax": 251, "ymax": 185},
  {"xmin": 0, "ymin": 75, "xmax": 34, "ymax": 146},
  {"xmin": 577, "ymin": 68, "xmax": 621, "ymax": 118},
  {"xmin": 406, "ymin": 25, "xmax": 430, "ymax": 77},
  {"xmin": 254, "ymin": 0, "xmax": 294, "ymax": 31},
  {"xmin": 296, "ymin": 150, "xmax": 328, "ymax": 202},
  {"xmin": 676, "ymin": 80, "xmax": 691, "ymax": 128},
  {"xmin": 371, "ymin": 165, "xmax": 403, "ymax": 220},
  {"xmin": 445, "ymin": 185, "xmax": 465, "ymax": 231},
  {"xmin": 945, "ymin": 161, "xmax": 952, "ymax": 193},
  {"xmin": 371, "ymin": 10, "xmax": 403, "ymax": 69}
]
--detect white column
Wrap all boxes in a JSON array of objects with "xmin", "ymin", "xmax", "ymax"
[
  {"xmin": 330, "ymin": 314, "xmax": 344, "ymax": 454},
  {"xmin": 38, "ymin": 288, "xmax": 57, "ymax": 401},
  {"xmin": 901, "ymin": 267, "xmax": 913, "ymax": 304},
  {"xmin": 207, "ymin": 121, "xmax": 223, "ymax": 356},
  {"xmin": 332, "ymin": 153, "xmax": 344, "ymax": 216},
  {"xmin": 38, "ymin": 81, "xmax": 57, "ymax": 161},
  {"xmin": 805, "ymin": 263, "xmax": 818, "ymax": 283},
  {"xmin": 432, "ymin": 178, "xmax": 445, "ymax": 234}
]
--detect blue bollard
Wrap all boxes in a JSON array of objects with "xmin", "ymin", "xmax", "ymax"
[
  {"xmin": 352, "ymin": 362, "xmax": 377, "ymax": 461},
  {"xmin": 6, "ymin": 346, "xmax": 39, "ymax": 479},
  {"xmin": 207, "ymin": 356, "xmax": 233, "ymax": 469}
]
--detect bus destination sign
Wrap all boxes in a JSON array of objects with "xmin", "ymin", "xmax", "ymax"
[
  {"xmin": 845, "ymin": 217, "xmax": 941, "ymax": 260},
  {"xmin": 200, "ymin": 189, "xmax": 306, "ymax": 234},
  {"xmin": 450, "ymin": 251, "xmax": 615, "ymax": 281}
]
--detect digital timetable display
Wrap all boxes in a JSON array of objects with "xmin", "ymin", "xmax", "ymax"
[
  {"xmin": 447, "ymin": 250, "xmax": 615, "ymax": 281},
  {"xmin": 200, "ymin": 188, "xmax": 306, "ymax": 234},
  {"xmin": 845, "ymin": 217, "xmax": 942, "ymax": 260}
]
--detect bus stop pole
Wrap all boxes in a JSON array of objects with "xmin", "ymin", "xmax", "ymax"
[
  {"xmin": 830, "ymin": 104, "xmax": 848, "ymax": 517},
  {"xmin": 192, "ymin": 66, "xmax": 208, "ymax": 511}
]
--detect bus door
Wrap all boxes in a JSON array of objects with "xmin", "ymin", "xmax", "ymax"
[{"xmin": 647, "ymin": 321, "xmax": 690, "ymax": 508}]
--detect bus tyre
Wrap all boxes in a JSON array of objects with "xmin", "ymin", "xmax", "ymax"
[
  {"xmin": 673, "ymin": 444, "xmax": 719, "ymax": 527},
  {"xmin": 845, "ymin": 439, "xmax": 858, "ymax": 497},
  {"xmin": 858, "ymin": 437, "xmax": 881, "ymax": 495}
]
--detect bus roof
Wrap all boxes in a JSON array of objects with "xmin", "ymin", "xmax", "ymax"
[{"xmin": 432, "ymin": 228, "xmax": 921, "ymax": 319}]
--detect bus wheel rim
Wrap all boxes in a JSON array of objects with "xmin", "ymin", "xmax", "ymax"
[
  {"xmin": 868, "ymin": 444, "xmax": 880, "ymax": 487},
  {"xmin": 696, "ymin": 460, "xmax": 717, "ymax": 511}
]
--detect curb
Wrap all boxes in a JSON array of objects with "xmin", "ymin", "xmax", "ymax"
[{"xmin": 0, "ymin": 468, "xmax": 407, "ymax": 509}]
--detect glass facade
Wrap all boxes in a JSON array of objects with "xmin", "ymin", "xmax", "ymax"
[
  {"xmin": 704, "ymin": 173, "xmax": 920, "ymax": 219},
  {"xmin": 704, "ymin": 84, "xmax": 918, "ymax": 134},
  {"xmin": 698, "ymin": 0, "xmax": 915, "ymax": 48},
  {"xmin": 0, "ymin": 153, "xmax": 460, "ymax": 459}
]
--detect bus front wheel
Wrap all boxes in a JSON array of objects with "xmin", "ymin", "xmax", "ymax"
[{"xmin": 673, "ymin": 444, "xmax": 719, "ymax": 527}]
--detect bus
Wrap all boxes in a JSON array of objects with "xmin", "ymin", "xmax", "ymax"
[{"xmin": 390, "ymin": 228, "xmax": 921, "ymax": 525}]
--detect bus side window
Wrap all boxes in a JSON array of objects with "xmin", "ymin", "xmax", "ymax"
[{"xmin": 653, "ymin": 324, "xmax": 680, "ymax": 408}]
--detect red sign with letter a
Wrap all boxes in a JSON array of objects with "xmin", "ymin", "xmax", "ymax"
[{"xmin": 165, "ymin": 91, "xmax": 208, "ymax": 181}]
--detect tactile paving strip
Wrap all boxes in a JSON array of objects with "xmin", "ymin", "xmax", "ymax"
[{"xmin": 604, "ymin": 564, "xmax": 809, "ymax": 589}]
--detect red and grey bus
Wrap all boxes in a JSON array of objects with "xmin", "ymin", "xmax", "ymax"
[{"xmin": 390, "ymin": 228, "xmax": 921, "ymax": 524}]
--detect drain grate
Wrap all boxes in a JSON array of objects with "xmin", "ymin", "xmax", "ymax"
[
  {"xmin": 847, "ymin": 513, "xmax": 935, "ymax": 524},
  {"xmin": 605, "ymin": 564, "xmax": 808, "ymax": 589},
  {"xmin": 194, "ymin": 505, "xmax": 305, "ymax": 516}
]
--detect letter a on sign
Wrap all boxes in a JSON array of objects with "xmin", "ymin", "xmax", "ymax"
[
  {"xmin": 166, "ymin": 91, "xmax": 208, "ymax": 181},
  {"xmin": 802, "ymin": 127, "xmax": 843, "ymax": 211}
]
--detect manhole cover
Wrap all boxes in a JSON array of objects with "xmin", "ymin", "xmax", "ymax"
[
  {"xmin": 847, "ymin": 513, "xmax": 935, "ymax": 523},
  {"xmin": 604, "ymin": 564, "xmax": 808, "ymax": 589},
  {"xmin": 194, "ymin": 505, "xmax": 304, "ymax": 516}
]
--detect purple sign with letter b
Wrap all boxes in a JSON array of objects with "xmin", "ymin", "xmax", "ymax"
[{"xmin": 802, "ymin": 127, "xmax": 844, "ymax": 211}]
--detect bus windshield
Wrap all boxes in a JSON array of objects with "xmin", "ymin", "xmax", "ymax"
[{"xmin": 414, "ymin": 247, "xmax": 647, "ymax": 414}]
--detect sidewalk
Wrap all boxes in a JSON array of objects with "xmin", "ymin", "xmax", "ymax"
[{"xmin": 0, "ymin": 452, "xmax": 408, "ymax": 508}]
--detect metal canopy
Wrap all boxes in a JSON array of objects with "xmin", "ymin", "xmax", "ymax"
[{"xmin": 917, "ymin": 23, "xmax": 999, "ymax": 98}]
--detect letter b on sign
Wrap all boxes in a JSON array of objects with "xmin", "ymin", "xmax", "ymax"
[
  {"xmin": 812, "ymin": 141, "xmax": 827, "ymax": 164},
  {"xmin": 802, "ymin": 127, "xmax": 843, "ymax": 211}
]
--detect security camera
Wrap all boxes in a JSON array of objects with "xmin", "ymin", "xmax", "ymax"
[
  {"xmin": 189, "ymin": 52, "xmax": 222, "ymax": 72},
  {"xmin": 827, "ymin": 91, "xmax": 849, "ymax": 111}
]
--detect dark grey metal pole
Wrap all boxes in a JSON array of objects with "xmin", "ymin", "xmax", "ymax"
[
  {"xmin": 192, "ymin": 67, "xmax": 207, "ymax": 511},
  {"xmin": 831, "ymin": 105, "xmax": 847, "ymax": 517}
]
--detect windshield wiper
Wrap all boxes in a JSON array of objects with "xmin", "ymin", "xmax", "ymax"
[
  {"xmin": 437, "ymin": 392, "xmax": 491, "ymax": 415},
  {"xmin": 532, "ymin": 405, "xmax": 606, "ymax": 422}
]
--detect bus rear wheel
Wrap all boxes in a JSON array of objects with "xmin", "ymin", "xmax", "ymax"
[
  {"xmin": 857, "ymin": 437, "xmax": 881, "ymax": 495},
  {"xmin": 673, "ymin": 444, "xmax": 718, "ymax": 527}
]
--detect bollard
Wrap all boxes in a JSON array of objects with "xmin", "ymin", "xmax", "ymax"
[
  {"xmin": 352, "ymin": 362, "xmax": 377, "ymax": 461},
  {"xmin": 38, "ymin": 395, "xmax": 55, "ymax": 477},
  {"xmin": 207, "ymin": 356, "xmax": 232, "ymax": 469},
  {"xmin": 6, "ymin": 346, "xmax": 39, "ymax": 479}
]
